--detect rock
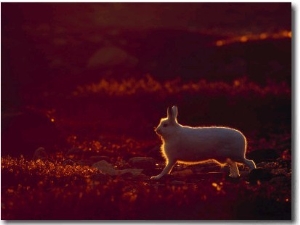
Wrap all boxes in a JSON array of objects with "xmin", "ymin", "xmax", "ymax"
[
  {"xmin": 92, "ymin": 160, "xmax": 143, "ymax": 177},
  {"xmin": 248, "ymin": 168, "xmax": 273, "ymax": 185},
  {"xmin": 128, "ymin": 157, "xmax": 156, "ymax": 169},
  {"xmin": 32, "ymin": 147, "xmax": 48, "ymax": 161},
  {"xmin": 92, "ymin": 160, "xmax": 118, "ymax": 176},
  {"xmin": 246, "ymin": 149, "xmax": 280, "ymax": 163},
  {"xmin": 87, "ymin": 46, "xmax": 138, "ymax": 69},
  {"xmin": 120, "ymin": 169, "xmax": 144, "ymax": 177}
]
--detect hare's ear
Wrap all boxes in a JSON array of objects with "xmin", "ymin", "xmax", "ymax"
[
  {"xmin": 171, "ymin": 106, "xmax": 178, "ymax": 119},
  {"xmin": 167, "ymin": 105, "xmax": 178, "ymax": 122}
]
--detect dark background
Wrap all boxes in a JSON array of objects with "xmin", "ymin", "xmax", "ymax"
[{"xmin": 1, "ymin": 3, "xmax": 291, "ymax": 109}]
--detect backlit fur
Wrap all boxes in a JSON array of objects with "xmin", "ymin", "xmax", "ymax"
[{"xmin": 150, "ymin": 106, "xmax": 256, "ymax": 180}]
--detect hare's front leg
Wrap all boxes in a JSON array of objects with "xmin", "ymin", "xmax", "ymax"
[{"xmin": 150, "ymin": 160, "xmax": 176, "ymax": 180}]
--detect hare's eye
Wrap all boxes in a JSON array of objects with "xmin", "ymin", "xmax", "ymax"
[{"xmin": 163, "ymin": 123, "xmax": 168, "ymax": 127}]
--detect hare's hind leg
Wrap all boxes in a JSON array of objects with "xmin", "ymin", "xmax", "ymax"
[
  {"xmin": 243, "ymin": 158, "xmax": 256, "ymax": 170},
  {"xmin": 150, "ymin": 159, "xmax": 176, "ymax": 180},
  {"xmin": 226, "ymin": 158, "xmax": 240, "ymax": 178}
]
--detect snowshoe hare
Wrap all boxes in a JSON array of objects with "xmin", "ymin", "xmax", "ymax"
[{"xmin": 150, "ymin": 106, "xmax": 256, "ymax": 180}]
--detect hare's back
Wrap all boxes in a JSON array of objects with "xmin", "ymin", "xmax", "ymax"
[
  {"xmin": 181, "ymin": 126, "xmax": 245, "ymax": 146},
  {"xmin": 178, "ymin": 126, "xmax": 246, "ymax": 161}
]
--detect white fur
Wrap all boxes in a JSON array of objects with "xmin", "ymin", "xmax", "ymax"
[{"xmin": 150, "ymin": 106, "xmax": 256, "ymax": 180}]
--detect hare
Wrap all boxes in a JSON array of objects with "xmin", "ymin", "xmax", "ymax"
[{"xmin": 150, "ymin": 106, "xmax": 256, "ymax": 180}]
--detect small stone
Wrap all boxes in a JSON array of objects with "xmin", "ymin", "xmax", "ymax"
[{"xmin": 92, "ymin": 160, "xmax": 118, "ymax": 176}]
